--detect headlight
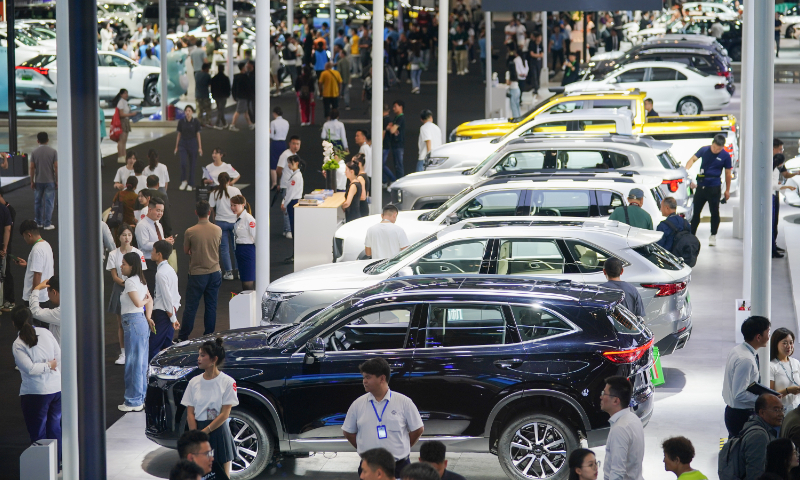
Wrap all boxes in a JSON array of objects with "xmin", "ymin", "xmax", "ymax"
[
  {"xmin": 425, "ymin": 157, "xmax": 448, "ymax": 168},
  {"xmin": 148, "ymin": 365, "xmax": 196, "ymax": 380},
  {"xmin": 262, "ymin": 291, "xmax": 302, "ymax": 323},
  {"xmin": 395, "ymin": 189, "xmax": 403, "ymax": 204}
]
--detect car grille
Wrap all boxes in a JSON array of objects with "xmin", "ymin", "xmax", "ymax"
[{"xmin": 145, "ymin": 386, "xmax": 169, "ymax": 435}]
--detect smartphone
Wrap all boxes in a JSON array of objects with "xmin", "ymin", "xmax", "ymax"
[{"xmin": 7, "ymin": 253, "xmax": 20, "ymax": 261}]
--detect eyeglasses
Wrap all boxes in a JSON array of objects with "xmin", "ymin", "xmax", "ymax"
[
  {"xmin": 196, "ymin": 449, "xmax": 214, "ymax": 458},
  {"xmin": 600, "ymin": 391, "xmax": 617, "ymax": 398},
  {"xmin": 583, "ymin": 461, "xmax": 601, "ymax": 469}
]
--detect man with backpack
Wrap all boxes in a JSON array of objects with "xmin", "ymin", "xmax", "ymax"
[
  {"xmin": 718, "ymin": 393, "xmax": 783, "ymax": 480},
  {"xmin": 657, "ymin": 197, "xmax": 700, "ymax": 266}
]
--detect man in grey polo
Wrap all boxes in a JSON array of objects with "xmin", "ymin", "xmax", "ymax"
[
  {"xmin": 608, "ymin": 188, "xmax": 653, "ymax": 230},
  {"xmin": 343, "ymin": 358, "xmax": 424, "ymax": 478},
  {"xmin": 29, "ymin": 132, "xmax": 58, "ymax": 230}
]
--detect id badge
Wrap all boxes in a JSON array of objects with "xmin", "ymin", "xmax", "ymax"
[{"xmin": 377, "ymin": 425, "xmax": 388, "ymax": 439}]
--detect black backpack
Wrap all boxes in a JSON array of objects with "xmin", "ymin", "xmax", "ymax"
[
  {"xmin": 718, "ymin": 423, "xmax": 769, "ymax": 479},
  {"xmin": 107, "ymin": 196, "xmax": 124, "ymax": 229},
  {"xmin": 664, "ymin": 218, "xmax": 700, "ymax": 267}
]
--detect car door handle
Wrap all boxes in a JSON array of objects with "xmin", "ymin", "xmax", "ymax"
[
  {"xmin": 440, "ymin": 266, "xmax": 450, "ymax": 272},
  {"xmin": 390, "ymin": 362, "xmax": 406, "ymax": 369},
  {"xmin": 494, "ymin": 358, "xmax": 524, "ymax": 369}
]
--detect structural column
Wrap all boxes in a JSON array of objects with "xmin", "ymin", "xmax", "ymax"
[
  {"xmin": 6, "ymin": 0, "xmax": 16, "ymax": 152},
  {"xmin": 160, "ymin": 0, "xmax": 168, "ymax": 112},
  {"xmin": 541, "ymin": 11, "xmax": 548, "ymax": 90},
  {"xmin": 329, "ymin": 0, "xmax": 336, "ymax": 53},
  {"xmin": 751, "ymin": 0, "xmax": 775, "ymax": 382},
  {"xmin": 287, "ymin": 0, "xmax": 294, "ymax": 39},
  {"xmin": 437, "ymin": 0, "xmax": 449, "ymax": 143},
  {"xmin": 484, "ymin": 11, "xmax": 491, "ymax": 118},
  {"xmin": 255, "ymin": 0, "xmax": 271, "ymax": 294},
  {"xmin": 227, "ymin": 0, "xmax": 234, "ymax": 86},
  {"xmin": 371, "ymin": 0, "xmax": 385, "ymax": 212}
]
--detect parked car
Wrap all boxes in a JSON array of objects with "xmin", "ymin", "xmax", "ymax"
[
  {"xmin": 98, "ymin": 0, "xmax": 143, "ymax": 32},
  {"xmin": 0, "ymin": 27, "xmax": 54, "ymax": 65},
  {"xmin": 148, "ymin": 275, "xmax": 656, "ymax": 480},
  {"xmin": 15, "ymin": 52, "xmax": 161, "ymax": 110},
  {"xmin": 565, "ymin": 61, "xmax": 731, "ymax": 115},
  {"xmin": 682, "ymin": 2, "xmax": 739, "ymax": 21},
  {"xmin": 681, "ymin": 17, "xmax": 742, "ymax": 62},
  {"xmin": 336, "ymin": 173, "xmax": 668, "ymax": 261},
  {"xmin": 142, "ymin": 0, "xmax": 216, "ymax": 30}
]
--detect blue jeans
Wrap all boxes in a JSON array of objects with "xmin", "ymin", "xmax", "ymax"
[
  {"xmin": 508, "ymin": 86, "xmax": 521, "ymax": 119},
  {"xmin": 411, "ymin": 69, "xmax": 421, "ymax": 91},
  {"xmin": 34, "ymin": 182, "xmax": 56, "ymax": 227},
  {"xmin": 122, "ymin": 312, "xmax": 149, "ymax": 407},
  {"xmin": 20, "ymin": 392, "xmax": 62, "ymax": 464},
  {"xmin": 179, "ymin": 270, "xmax": 222, "ymax": 340},
  {"xmin": 382, "ymin": 148, "xmax": 405, "ymax": 183},
  {"xmin": 216, "ymin": 220, "xmax": 237, "ymax": 272},
  {"xmin": 416, "ymin": 159, "xmax": 425, "ymax": 172}
]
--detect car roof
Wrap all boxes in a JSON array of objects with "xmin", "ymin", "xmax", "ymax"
[
  {"xmin": 504, "ymin": 133, "xmax": 672, "ymax": 152},
  {"xmin": 646, "ymin": 34, "xmax": 720, "ymax": 45},
  {"xmin": 558, "ymin": 88, "xmax": 645, "ymax": 99},
  {"xmin": 610, "ymin": 60, "xmax": 694, "ymax": 70},
  {"xmin": 477, "ymin": 172, "xmax": 663, "ymax": 188},
  {"xmin": 533, "ymin": 109, "xmax": 633, "ymax": 121}
]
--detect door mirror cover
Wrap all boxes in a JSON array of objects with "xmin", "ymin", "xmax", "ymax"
[
  {"xmin": 446, "ymin": 213, "xmax": 461, "ymax": 225},
  {"xmin": 306, "ymin": 337, "xmax": 326, "ymax": 361}
]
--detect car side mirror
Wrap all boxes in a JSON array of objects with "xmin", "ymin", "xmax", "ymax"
[
  {"xmin": 445, "ymin": 213, "xmax": 461, "ymax": 225},
  {"xmin": 392, "ymin": 266, "xmax": 414, "ymax": 278},
  {"xmin": 305, "ymin": 337, "xmax": 325, "ymax": 364}
]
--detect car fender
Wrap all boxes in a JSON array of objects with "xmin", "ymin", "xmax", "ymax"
[
  {"xmin": 483, "ymin": 388, "xmax": 592, "ymax": 438},
  {"xmin": 236, "ymin": 386, "xmax": 287, "ymax": 443}
]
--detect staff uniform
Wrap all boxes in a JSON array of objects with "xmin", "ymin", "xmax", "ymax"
[
  {"xmin": 208, "ymin": 186, "xmax": 243, "ymax": 275},
  {"xmin": 142, "ymin": 163, "xmax": 171, "ymax": 192},
  {"xmin": 689, "ymin": 146, "xmax": 732, "ymax": 236},
  {"xmin": 204, "ymin": 162, "xmax": 240, "ymax": 186},
  {"xmin": 417, "ymin": 122, "xmax": 442, "ymax": 172},
  {"xmin": 135, "ymin": 217, "xmax": 164, "ymax": 297},
  {"xmin": 342, "ymin": 389, "xmax": 424, "ymax": 477},
  {"xmin": 181, "ymin": 372, "xmax": 239, "ymax": 465},
  {"xmin": 365, "ymin": 221, "xmax": 410, "ymax": 260},
  {"xmin": 177, "ymin": 117, "xmax": 202, "ymax": 187},
  {"xmin": 29, "ymin": 294, "xmax": 61, "ymax": 345},
  {"xmin": 723, "ymin": 342, "xmax": 761, "ymax": 436},
  {"xmin": 277, "ymin": 149, "xmax": 297, "ymax": 234},
  {"xmin": 603, "ymin": 408, "xmax": 645, "ymax": 480},
  {"xmin": 13, "ymin": 327, "xmax": 61, "ymax": 464},
  {"xmin": 233, "ymin": 211, "xmax": 257, "ymax": 283},
  {"xmin": 23, "ymin": 239, "xmax": 54, "ymax": 304},
  {"xmin": 359, "ymin": 143, "xmax": 373, "ymax": 178},
  {"xmin": 283, "ymin": 169, "xmax": 304, "ymax": 235},
  {"xmin": 106, "ymin": 247, "xmax": 148, "ymax": 315},
  {"xmin": 150, "ymin": 260, "xmax": 181, "ymax": 360},
  {"xmin": 321, "ymin": 119, "xmax": 348, "ymax": 150},
  {"xmin": 114, "ymin": 165, "xmax": 135, "ymax": 185},
  {"xmin": 121, "ymin": 275, "xmax": 149, "ymax": 408},
  {"xmin": 771, "ymin": 357, "xmax": 800, "ymax": 412},
  {"xmin": 270, "ymin": 115, "xmax": 290, "ymax": 170}
]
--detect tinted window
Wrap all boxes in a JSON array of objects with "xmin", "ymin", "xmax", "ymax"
[
  {"xmin": 596, "ymin": 191, "xmax": 626, "ymax": 216},
  {"xmin": 424, "ymin": 304, "xmax": 508, "ymax": 347},
  {"xmin": 591, "ymin": 100, "xmax": 635, "ymax": 112},
  {"xmin": 616, "ymin": 68, "xmax": 646, "ymax": 83},
  {"xmin": 691, "ymin": 56, "xmax": 711, "ymax": 68},
  {"xmin": 650, "ymin": 68, "xmax": 678, "ymax": 81},
  {"xmin": 326, "ymin": 306, "xmax": 412, "ymax": 351},
  {"xmin": 633, "ymin": 243, "xmax": 683, "ymax": 271},
  {"xmin": 455, "ymin": 190, "xmax": 523, "ymax": 219},
  {"xmin": 409, "ymin": 239, "xmax": 487, "ymax": 275},
  {"xmin": 676, "ymin": 71, "xmax": 688, "ymax": 80},
  {"xmin": 565, "ymin": 240, "xmax": 612, "ymax": 274},
  {"xmin": 543, "ymin": 100, "xmax": 585, "ymax": 114},
  {"xmin": 559, "ymin": 150, "xmax": 630, "ymax": 169},
  {"xmin": 610, "ymin": 305, "xmax": 646, "ymax": 334},
  {"xmin": 510, "ymin": 305, "xmax": 573, "ymax": 341},
  {"xmin": 658, "ymin": 150, "xmax": 680, "ymax": 169},
  {"xmin": 530, "ymin": 189, "xmax": 592, "ymax": 217},
  {"xmin": 497, "ymin": 239, "xmax": 566, "ymax": 275},
  {"xmin": 494, "ymin": 151, "xmax": 548, "ymax": 172}
]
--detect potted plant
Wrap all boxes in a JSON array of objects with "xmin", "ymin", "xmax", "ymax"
[{"xmin": 321, "ymin": 140, "xmax": 340, "ymax": 191}]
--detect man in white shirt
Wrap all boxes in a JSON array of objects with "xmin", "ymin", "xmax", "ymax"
[
  {"xmin": 417, "ymin": 110, "xmax": 442, "ymax": 172},
  {"xmin": 270, "ymin": 106, "xmax": 291, "ymax": 189},
  {"xmin": 343, "ymin": 358, "xmax": 424, "ymax": 478},
  {"xmin": 365, "ymin": 205, "xmax": 409, "ymax": 260},
  {"xmin": 135, "ymin": 197, "xmax": 174, "ymax": 296},
  {"xmin": 277, "ymin": 136, "xmax": 302, "ymax": 237},
  {"xmin": 149, "ymin": 240, "xmax": 181, "ymax": 360},
  {"xmin": 15, "ymin": 220, "xmax": 54, "ymax": 308},
  {"xmin": 601, "ymin": 376, "xmax": 645, "ymax": 480},
  {"xmin": 30, "ymin": 276, "xmax": 61, "ymax": 344},
  {"xmin": 321, "ymin": 108, "xmax": 348, "ymax": 150},
  {"xmin": 356, "ymin": 129, "xmax": 373, "ymax": 178},
  {"xmin": 723, "ymin": 315, "xmax": 771, "ymax": 437}
]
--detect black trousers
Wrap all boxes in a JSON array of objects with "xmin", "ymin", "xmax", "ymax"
[
  {"xmin": 528, "ymin": 59, "xmax": 541, "ymax": 92},
  {"xmin": 690, "ymin": 185, "xmax": 721, "ymax": 235},
  {"xmin": 144, "ymin": 259, "xmax": 158, "ymax": 299},
  {"xmin": 725, "ymin": 405, "xmax": 753, "ymax": 437},
  {"xmin": 773, "ymin": 193, "xmax": 780, "ymax": 251},
  {"xmin": 357, "ymin": 456, "xmax": 410, "ymax": 478},
  {"xmin": 214, "ymin": 96, "xmax": 228, "ymax": 127}
]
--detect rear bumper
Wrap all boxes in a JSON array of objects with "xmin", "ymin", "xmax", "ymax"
[
  {"xmin": 16, "ymin": 85, "xmax": 54, "ymax": 101},
  {"xmin": 655, "ymin": 324, "xmax": 693, "ymax": 356}
]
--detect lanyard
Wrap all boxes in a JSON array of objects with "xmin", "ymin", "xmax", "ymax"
[
  {"xmin": 779, "ymin": 360, "xmax": 799, "ymax": 387},
  {"xmin": 370, "ymin": 392, "xmax": 391, "ymax": 424}
]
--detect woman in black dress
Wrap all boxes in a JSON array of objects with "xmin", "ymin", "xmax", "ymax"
[
  {"xmin": 341, "ymin": 161, "xmax": 362, "ymax": 223},
  {"xmin": 355, "ymin": 154, "xmax": 371, "ymax": 218}
]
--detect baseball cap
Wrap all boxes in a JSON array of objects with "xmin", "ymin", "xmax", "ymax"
[{"xmin": 627, "ymin": 188, "xmax": 644, "ymax": 199}]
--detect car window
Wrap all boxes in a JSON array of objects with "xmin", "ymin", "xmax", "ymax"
[
  {"xmin": 615, "ymin": 68, "xmax": 646, "ymax": 83},
  {"xmin": 650, "ymin": 67, "xmax": 679, "ymax": 81},
  {"xmin": 527, "ymin": 119, "xmax": 621, "ymax": 134},
  {"xmin": 658, "ymin": 150, "xmax": 681, "ymax": 169},
  {"xmin": 493, "ymin": 151, "xmax": 549, "ymax": 172},
  {"xmin": 692, "ymin": 56, "xmax": 711, "ymax": 68},
  {"xmin": 409, "ymin": 239, "xmax": 488, "ymax": 275},
  {"xmin": 423, "ymin": 304, "xmax": 508, "ymax": 347},
  {"xmin": 529, "ymin": 190, "xmax": 592, "ymax": 217},
  {"xmin": 326, "ymin": 306, "xmax": 413, "ymax": 351},
  {"xmin": 590, "ymin": 100, "xmax": 635, "ymax": 112},
  {"xmin": 100, "ymin": 54, "xmax": 125, "ymax": 67},
  {"xmin": 497, "ymin": 239, "xmax": 566, "ymax": 275},
  {"xmin": 455, "ymin": 190, "xmax": 524, "ymax": 219},
  {"xmin": 558, "ymin": 150, "xmax": 630, "ymax": 169},
  {"xmin": 510, "ymin": 305, "xmax": 573, "ymax": 341},
  {"xmin": 565, "ymin": 240, "xmax": 611, "ymax": 274},
  {"xmin": 633, "ymin": 243, "xmax": 683, "ymax": 271},
  {"xmin": 676, "ymin": 71, "xmax": 688, "ymax": 80},
  {"xmin": 543, "ymin": 100, "xmax": 584, "ymax": 114},
  {"xmin": 659, "ymin": 54, "xmax": 692, "ymax": 65},
  {"xmin": 610, "ymin": 304, "xmax": 646, "ymax": 334},
  {"xmin": 596, "ymin": 191, "xmax": 626, "ymax": 216}
]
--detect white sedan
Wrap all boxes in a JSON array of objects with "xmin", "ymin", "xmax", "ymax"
[{"xmin": 565, "ymin": 61, "xmax": 731, "ymax": 115}]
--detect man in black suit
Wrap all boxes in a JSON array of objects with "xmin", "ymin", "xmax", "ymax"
[{"xmin": 605, "ymin": 28, "xmax": 621, "ymax": 52}]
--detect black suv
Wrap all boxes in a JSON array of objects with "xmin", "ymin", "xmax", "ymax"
[{"xmin": 146, "ymin": 277, "xmax": 655, "ymax": 480}]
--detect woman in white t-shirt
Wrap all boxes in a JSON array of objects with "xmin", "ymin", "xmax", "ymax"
[
  {"xmin": 770, "ymin": 328, "xmax": 800, "ymax": 413},
  {"xmin": 106, "ymin": 225, "xmax": 147, "ymax": 366},
  {"xmin": 231, "ymin": 195, "xmax": 256, "ymax": 290},
  {"xmin": 208, "ymin": 172, "xmax": 242, "ymax": 281},
  {"xmin": 203, "ymin": 148, "xmax": 241, "ymax": 186},
  {"xmin": 181, "ymin": 338, "xmax": 239, "ymax": 477},
  {"xmin": 143, "ymin": 149, "xmax": 170, "ymax": 195},
  {"xmin": 118, "ymin": 251, "xmax": 153, "ymax": 412},
  {"xmin": 113, "ymin": 89, "xmax": 136, "ymax": 165}
]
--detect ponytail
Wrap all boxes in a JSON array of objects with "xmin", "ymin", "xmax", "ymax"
[
  {"xmin": 231, "ymin": 194, "xmax": 252, "ymax": 215},
  {"xmin": 12, "ymin": 306, "xmax": 38, "ymax": 348},
  {"xmin": 147, "ymin": 149, "xmax": 159, "ymax": 170},
  {"xmin": 214, "ymin": 172, "xmax": 232, "ymax": 201},
  {"xmin": 287, "ymin": 155, "xmax": 305, "ymax": 173},
  {"xmin": 199, "ymin": 337, "xmax": 226, "ymax": 366}
]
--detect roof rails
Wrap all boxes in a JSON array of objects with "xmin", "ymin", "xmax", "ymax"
[{"xmin": 554, "ymin": 88, "xmax": 642, "ymax": 96}]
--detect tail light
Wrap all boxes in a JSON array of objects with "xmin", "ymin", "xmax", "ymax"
[
  {"xmin": 724, "ymin": 143, "xmax": 734, "ymax": 154},
  {"xmin": 16, "ymin": 66, "xmax": 49, "ymax": 77},
  {"xmin": 641, "ymin": 281, "xmax": 687, "ymax": 297},
  {"xmin": 731, "ymin": 124, "xmax": 736, "ymax": 133},
  {"xmin": 661, "ymin": 178, "xmax": 683, "ymax": 192},
  {"xmin": 603, "ymin": 339, "xmax": 653, "ymax": 364},
  {"xmin": 717, "ymin": 70, "xmax": 731, "ymax": 78},
  {"xmin": 715, "ymin": 83, "xmax": 726, "ymax": 89}
]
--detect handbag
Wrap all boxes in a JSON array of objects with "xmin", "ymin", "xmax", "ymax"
[
  {"xmin": 109, "ymin": 108, "xmax": 122, "ymax": 143},
  {"xmin": 107, "ymin": 194, "xmax": 124, "ymax": 228}
]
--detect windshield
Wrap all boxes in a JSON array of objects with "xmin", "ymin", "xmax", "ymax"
[
  {"xmin": 367, "ymin": 233, "xmax": 440, "ymax": 275},
  {"xmin": 418, "ymin": 186, "xmax": 475, "ymax": 221},
  {"xmin": 11, "ymin": 30, "xmax": 39, "ymax": 46},
  {"xmin": 271, "ymin": 298, "xmax": 355, "ymax": 347},
  {"xmin": 29, "ymin": 28, "xmax": 56, "ymax": 40},
  {"xmin": 510, "ymin": 96, "xmax": 552, "ymax": 124},
  {"xmin": 633, "ymin": 243, "xmax": 683, "ymax": 271}
]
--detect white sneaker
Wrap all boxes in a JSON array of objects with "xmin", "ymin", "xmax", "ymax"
[
  {"xmin": 115, "ymin": 353, "xmax": 126, "ymax": 365},
  {"xmin": 43, "ymin": 225, "xmax": 55, "ymax": 231},
  {"xmin": 285, "ymin": 232, "xmax": 293, "ymax": 239},
  {"xmin": 709, "ymin": 234, "xmax": 717, "ymax": 246},
  {"xmin": 228, "ymin": 125, "xmax": 240, "ymax": 132},
  {"xmin": 223, "ymin": 271, "xmax": 234, "ymax": 280},
  {"xmin": 248, "ymin": 124, "xmax": 256, "ymax": 130},
  {"xmin": 179, "ymin": 181, "xmax": 187, "ymax": 191},
  {"xmin": 186, "ymin": 185, "xmax": 193, "ymax": 192},
  {"xmin": 118, "ymin": 404, "xmax": 143, "ymax": 412}
]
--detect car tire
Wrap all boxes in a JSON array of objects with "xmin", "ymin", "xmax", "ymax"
[
  {"xmin": 24, "ymin": 99, "xmax": 48, "ymax": 111},
  {"xmin": 497, "ymin": 412, "xmax": 579, "ymax": 480},
  {"xmin": 787, "ymin": 25, "xmax": 795, "ymax": 39},
  {"xmin": 677, "ymin": 97, "xmax": 702, "ymax": 116},
  {"xmin": 728, "ymin": 45, "xmax": 742, "ymax": 62},
  {"xmin": 228, "ymin": 407, "xmax": 274, "ymax": 480},
  {"xmin": 143, "ymin": 78, "xmax": 160, "ymax": 106}
]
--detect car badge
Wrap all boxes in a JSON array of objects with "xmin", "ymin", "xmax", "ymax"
[{"xmin": 582, "ymin": 389, "xmax": 589, "ymax": 397}]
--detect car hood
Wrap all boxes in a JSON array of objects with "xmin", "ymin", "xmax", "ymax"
[
  {"xmin": 461, "ymin": 117, "xmax": 510, "ymax": 127},
  {"xmin": 389, "ymin": 167, "xmax": 474, "ymax": 191},
  {"xmin": 564, "ymin": 80, "xmax": 612, "ymax": 93},
  {"xmin": 268, "ymin": 259, "xmax": 380, "ymax": 293},
  {"xmin": 431, "ymin": 137, "xmax": 498, "ymax": 158},
  {"xmin": 336, "ymin": 210, "xmax": 434, "ymax": 238},
  {"xmin": 589, "ymin": 50, "xmax": 626, "ymax": 62}
]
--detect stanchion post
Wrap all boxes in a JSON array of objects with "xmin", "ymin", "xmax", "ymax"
[
  {"xmin": 484, "ymin": 11, "xmax": 491, "ymax": 118},
  {"xmin": 437, "ymin": 0, "xmax": 448, "ymax": 143},
  {"xmin": 371, "ymin": 0, "xmax": 385, "ymax": 212},
  {"xmin": 255, "ymin": 0, "xmax": 271, "ymax": 295},
  {"xmin": 6, "ymin": 0, "xmax": 16, "ymax": 152}
]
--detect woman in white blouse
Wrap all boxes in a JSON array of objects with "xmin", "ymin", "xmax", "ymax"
[
  {"xmin": 231, "ymin": 195, "xmax": 255, "ymax": 290},
  {"xmin": 12, "ymin": 306, "xmax": 61, "ymax": 464},
  {"xmin": 118, "ymin": 252, "xmax": 154, "ymax": 412},
  {"xmin": 770, "ymin": 328, "xmax": 800, "ymax": 412},
  {"xmin": 203, "ymin": 148, "xmax": 241, "ymax": 186},
  {"xmin": 143, "ymin": 149, "xmax": 170, "ymax": 195},
  {"xmin": 208, "ymin": 172, "xmax": 242, "ymax": 281}
]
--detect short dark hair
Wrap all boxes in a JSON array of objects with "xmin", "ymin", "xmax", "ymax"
[
  {"xmin": 19, "ymin": 219, "xmax": 39, "ymax": 236},
  {"xmin": 419, "ymin": 441, "xmax": 447, "ymax": 464},
  {"xmin": 713, "ymin": 134, "xmax": 726, "ymax": 147},
  {"xmin": 755, "ymin": 393, "xmax": 776, "ymax": 415},
  {"xmin": 133, "ymin": 160, "xmax": 145, "ymax": 175},
  {"xmin": 356, "ymin": 129, "xmax": 371, "ymax": 141},
  {"xmin": 126, "ymin": 176, "xmax": 139, "ymax": 190},
  {"xmin": 644, "ymin": 98, "xmax": 653, "ymax": 104},
  {"xmin": 147, "ymin": 175, "xmax": 160, "ymax": 188},
  {"xmin": 661, "ymin": 196, "xmax": 677, "ymax": 211},
  {"xmin": 154, "ymin": 240, "xmax": 173, "ymax": 259},
  {"xmin": 47, "ymin": 276, "xmax": 59, "ymax": 293},
  {"xmin": 604, "ymin": 257, "xmax": 623, "ymax": 278},
  {"xmin": 382, "ymin": 204, "xmax": 399, "ymax": 216},
  {"xmin": 661, "ymin": 436, "xmax": 695, "ymax": 465},
  {"xmin": 126, "ymin": 150, "xmax": 137, "ymax": 160},
  {"xmin": 196, "ymin": 200, "xmax": 211, "ymax": 218},
  {"xmin": 330, "ymin": 108, "xmax": 340, "ymax": 119},
  {"xmin": 420, "ymin": 109, "xmax": 433, "ymax": 121},
  {"xmin": 400, "ymin": 462, "xmax": 440, "ymax": 480},
  {"xmin": 742, "ymin": 316, "xmax": 771, "ymax": 342},
  {"xmin": 169, "ymin": 460, "xmax": 204, "ymax": 480},
  {"xmin": 359, "ymin": 357, "xmax": 391, "ymax": 383},
  {"xmin": 605, "ymin": 376, "xmax": 632, "ymax": 407},
  {"xmin": 37, "ymin": 132, "xmax": 49, "ymax": 143},
  {"xmin": 360, "ymin": 448, "xmax": 395, "ymax": 478},
  {"xmin": 774, "ymin": 138, "xmax": 784, "ymax": 148},
  {"xmin": 177, "ymin": 430, "xmax": 210, "ymax": 459},
  {"xmin": 289, "ymin": 135, "xmax": 301, "ymax": 143},
  {"xmin": 148, "ymin": 196, "xmax": 165, "ymax": 209},
  {"xmin": 273, "ymin": 106, "xmax": 283, "ymax": 116},
  {"xmin": 393, "ymin": 100, "xmax": 405, "ymax": 109}
]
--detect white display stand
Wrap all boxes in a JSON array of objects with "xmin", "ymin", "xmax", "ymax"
[
  {"xmin": 20, "ymin": 439, "xmax": 58, "ymax": 480},
  {"xmin": 294, "ymin": 193, "xmax": 346, "ymax": 272},
  {"xmin": 735, "ymin": 299, "xmax": 751, "ymax": 344},
  {"xmin": 229, "ymin": 290, "xmax": 258, "ymax": 329},
  {"xmin": 489, "ymin": 84, "xmax": 510, "ymax": 119}
]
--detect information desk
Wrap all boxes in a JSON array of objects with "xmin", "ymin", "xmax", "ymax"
[{"xmin": 294, "ymin": 192, "xmax": 346, "ymax": 272}]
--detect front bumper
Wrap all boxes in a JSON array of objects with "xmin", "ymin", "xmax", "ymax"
[{"xmin": 144, "ymin": 380, "xmax": 186, "ymax": 448}]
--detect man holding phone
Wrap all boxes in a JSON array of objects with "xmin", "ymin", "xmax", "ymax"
[{"xmin": 16, "ymin": 220, "xmax": 54, "ymax": 313}]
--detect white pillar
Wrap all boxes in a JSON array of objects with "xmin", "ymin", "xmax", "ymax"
[
  {"xmin": 484, "ymin": 11, "xmax": 491, "ymax": 118},
  {"xmin": 329, "ymin": 0, "xmax": 336, "ymax": 53},
  {"xmin": 751, "ymin": 0, "xmax": 775, "ymax": 382},
  {"xmin": 741, "ymin": 0, "xmax": 754, "ymax": 301},
  {"xmin": 437, "ymin": 0, "xmax": 449, "ymax": 143},
  {"xmin": 255, "ymin": 0, "xmax": 271, "ymax": 294},
  {"xmin": 55, "ymin": 2, "xmax": 78, "ymax": 477},
  {"xmin": 287, "ymin": 0, "xmax": 294, "ymax": 40},
  {"xmin": 227, "ymin": 0, "xmax": 234, "ymax": 86},
  {"xmin": 541, "ymin": 11, "xmax": 548, "ymax": 90},
  {"xmin": 371, "ymin": 0, "xmax": 384, "ymax": 212},
  {"xmin": 160, "ymin": 0, "xmax": 168, "ymax": 111}
]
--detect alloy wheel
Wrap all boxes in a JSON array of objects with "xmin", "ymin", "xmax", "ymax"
[
  {"xmin": 229, "ymin": 416, "xmax": 259, "ymax": 474},
  {"xmin": 508, "ymin": 421, "xmax": 568, "ymax": 479}
]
